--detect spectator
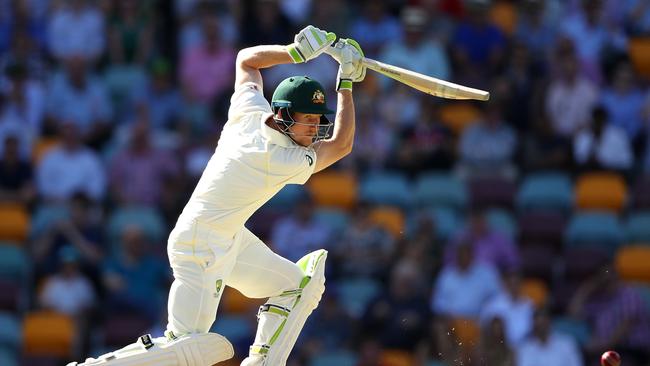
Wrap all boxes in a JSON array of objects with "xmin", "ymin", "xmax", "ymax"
[
  {"xmin": 334, "ymin": 202, "xmax": 395, "ymax": 279},
  {"xmin": 432, "ymin": 241, "xmax": 502, "ymax": 319},
  {"xmin": 457, "ymin": 101, "xmax": 517, "ymax": 179},
  {"xmin": 480, "ymin": 271, "xmax": 535, "ymax": 346},
  {"xmin": 103, "ymin": 225, "xmax": 170, "ymax": 319},
  {"xmin": 480, "ymin": 316, "xmax": 515, "ymax": 366},
  {"xmin": 109, "ymin": 117, "xmax": 181, "ymax": 207},
  {"xmin": 47, "ymin": 0, "xmax": 105, "ymax": 62},
  {"xmin": 0, "ymin": 28, "xmax": 47, "ymax": 81},
  {"xmin": 270, "ymin": 194, "xmax": 331, "ymax": 262},
  {"xmin": 36, "ymin": 122, "xmax": 106, "ymax": 201},
  {"xmin": 573, "ymin": 105, "xmax": 633, "ymax": 172},
  {"xmin": 522, "ymin": 117, "xmax": 573, "ymax": 172},
  {"xmin": 2, "ymin": 62, "xmax": 45, "ymax": 135},
  {"xmin": 178, "ymin": 0, "xmax": 238, "ymax": 50},
  {"xmin": 545, "ymin": 39, "xmax": 599, "ymax": 138},
  {"xmin": 0, "ymin": 135, "xmax": 35, "ymax": 204},
  {"xmin": 46, "ymin": 55, "xmax": 113, "ymax": 147},
  {"xmin": 130, "ymin": 59, "xmax": 182, "ymax": 130},
  {"xmin": 349, "ymin": 1, "xmax": 401, "ymax": 57},
  {"xmin": 600, "ymin": 61, "xmax": 645, "ymax": 142},
  {"xmin": 38, "ymin": 245, "xmax": 96, "ymax": 317},
  {"xmin": 308, "ymin": 0, "xmax": 350, "ymax": 38},
  {"xmin": 107, "ymin": 0, "xmax": 154, "ymax": 66},
  {"xmin": 568, "ymin": 266, "xmax": 650, "ymax": 366},
  {"xmin": 379, "ymin": 6, "xmax": 451, "ymax": 87},
  {"xmin": 516, "ymin": 307, "xmax": 584, "ymax": 366},
  {"xmin": 514, "ymin": 0, "xmax": 558, "ymax": 62},
  {"xmin": 378, "ymin": 84, "xmax": 422, "ymax": 131},
  {"xmin": 179, "ymin": 12, "xmax": 236, "ymax": 104},
  {"xmin": 238, "ymin": 0, "xmax": 294, "ymax": 47},
  {"xmin": 361, "ymin": 260, "xmax": 430, "ymax": 352},
  {"xmin": 31, "ymin": 192, "xmax": 104, "ymax": 278}
]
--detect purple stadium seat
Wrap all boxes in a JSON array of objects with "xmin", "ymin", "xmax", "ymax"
[
  {"xmin": 518, "ymin": 212, "xmax": 567, "ymax": 250},
  {"xmin": 0, "ymin": 280, "xmax": 20, "ymax": 311},
  {"xmin": 631, "ymin": 176, "xmax": 650, "ymax": 210},
  {"xmin": 469, "ymin": 177, "xmax": 516, "ymax": 209},
  {"xmin": 102, "ymin": 313, "xmax": 152, "ymax": 349},
  {"xmin": 521, "ymin": 244, "xmax": 557, "ymax": 282}
]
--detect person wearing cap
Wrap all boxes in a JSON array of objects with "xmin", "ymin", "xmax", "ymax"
[{"xmin": 67, "ymin": 25, "xmax": 364, "ymax": 366}]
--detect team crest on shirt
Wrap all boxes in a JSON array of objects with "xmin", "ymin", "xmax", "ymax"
[
  {"xmin": 312, "ymin": 90, "xmax": 325, "ymax": 104},
  {"xmin": 305, "ymin": 154, "xmax": 314, "ymax": 166}
]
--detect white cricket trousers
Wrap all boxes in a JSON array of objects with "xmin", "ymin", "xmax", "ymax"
[{"xmin": 166, "ymin": 220, "xmax": 304, "ymax": 335}]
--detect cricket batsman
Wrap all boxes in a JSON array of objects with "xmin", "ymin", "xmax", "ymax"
[{"xmin": 67, "ymin": 25, "xmax": 365, "ymax": 366}]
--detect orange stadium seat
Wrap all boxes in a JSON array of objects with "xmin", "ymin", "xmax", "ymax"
[
  {"xmin": 23, "ymin": 311, "xmax": 76, "ymax": 358},
  {"xmin": 615, "ymin": 245, "xmax": 650, "ymax": 284},
  {"xmin": 0, "ymin": 204, "xmax": 30, "ymax": 243},
  {"xmin": 489, "ymin": 1, "xmax": 517, "ymax": 36},
  {"xmin": 369, "ymin": 206, "xmax": 405, "ymax": 238},
  {"xmin": 439, "ymin": 102, "xmax": 482, "ymax": 135},
  {"xmin": 380, "ymin": 349, "xmax": 414, "ymax": 366},
  {"xmin": 449, "ymin": 318, "xmax": 481, "ymax": 347},
  {"xmin": 575, "ymin": 172, "xmax": 627, "ymax": 213},
  {"xmin": 306, "ymin": 170, "xmax": 358, "ymax": 210},
  {"xmin": 520, "ymin": 278, "xmax": 549, "ymax": 307},
  {"xmin": 221, "ymin": 287, "xmax": 263, "ymax": 315},
  {"xmin": 31, "ymin": 138, "xmax": 60, "ymax": 164},
  {"xmin": 628, "ymin": 37, "xmax": 650, "ymax": 79}
]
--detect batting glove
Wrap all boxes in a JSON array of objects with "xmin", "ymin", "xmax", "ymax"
[
  {"xmin": 287, "ymin": 25, "xmax": 336, "ymax": 63},
  {"xmin": 327, "ymin": 38, "xmax": 366, "ymax": 91}
]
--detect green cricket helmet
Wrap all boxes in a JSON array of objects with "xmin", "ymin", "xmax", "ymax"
[{"xmin": 271, "ymin": 76, "xmax": 334, "ymax": 143}]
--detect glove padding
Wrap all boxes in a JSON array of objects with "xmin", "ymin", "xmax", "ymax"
[
  {"xmin": 287, "ymin": 25, "xmax": 336, "ymax": 63},
  {"xmin": 327, "ymin": 39, "xmax": 366, "ymax": 91}
]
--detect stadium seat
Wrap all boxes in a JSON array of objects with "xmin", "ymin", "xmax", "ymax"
[
  {"xmin": 0, "ymin": 347, "xmax": 17, "ymax": 366},
  {"xmin": 409, "ymin": 207, "xmax": 464, "ymax": 242},
  {"xmin": 313, "ymin": 207, "xmax": 350, "ymax": 236},
  {"xmin": 0, "ymin": 244, "xmax": 29, "ymax": 283},
  {"xmin": 520, "ymin": 278, "xmax": 548, "ymax": 307},
  {"xmin": 220, "ymin": 287, "xmax": 262, "ymax": 315},
  {"xmin": 307, "ymin": 171, "xmax": 358, "ymax": 210},
  {"xmin": 574, "ymin": 173, "xmax": 627, "ymax": 213},
  {"xmin": 0, "ymin": 280, "xmax": 20, "ymax": 311},
  {"xmin": 360, "ymin": 172, "xmax": 412, "ymax": 208},
  {"xmin": 0, "ymin": 204, "xmax": 30, "ymax": 243},
  {"xmin": 31, "ymin": 138, "xmax": 59, "ymax": 164},
  {"xmin": 615, "ymin": 245, "xmax": 650, "ymax": 284},
  {"xmin": 631, "ymin": 176, "xmax": 650, "ymax": 209},
  {"xmin": 439, "ymin": 102, "xmax": 482, "ymax": 135},
  {"xmin": 516, "ymin": 172, "xmax": 573, "ymax": 213},
  {"xmin": 518, "ymin": 211, "xmax": 567, "ymax": 249},
  {"xmin": 489, "ymin": 0, "xmax": 517, "ymax": 35},
  {"xmin": 628, "ymin": 37, "xmax": 650, "ymax": 79},
  {"xmin": 19, "ymin": 356, "xmax": 60, "ymax": 366},
  {"xmin": 22, "ymin": 311, "xmax": 75, "ymax": 358},
  {"xmin": 565, "ymin": 212, "xmax": 623, "ymax": 254},
  {"xmin": 380, "ymin": 349, "xmax": 414, "ymax": 366},
  {"xmin": 337, "ymin": 277, "xmax": 382, "ymax": 318},
  {"xmin": 552, "ymin": 317, "xmax": 591, "ymax": 346},
  {"xmin": 265, "ymin": 184, "xmax": 307, "ymax": 211},
  {"xmin": 0, "ymin": 312, "xmax": 21, "ymax": 351},
  {"xmin": 413, "ymin": 172, "xmax": 468, "ymax": 211},
  {"xmin": 563, "ymin": 247, "xmax": 611, "ymax": 282},
  {"xmin": 211, "ymin": 314, "xmax": 254, "ymax": 345},
  {"xmin": 624, "ymin": 211, "xmax": 650, "ymax": 243},
  {"xmin": 369, "ymin": 206, "xmax": 405, "ymax": 238},
  {"xmin": 486, "ymin": 208, "xmax": 516, "ymax": 239},
  {"xmin": 107, "ymin": 205, "xmax": 166, "ymax": 247},
  {"xmin": 449, "ymin": 318, "xmax": 481, "ymax": 347},
  {"xmin": 29, "ymin": 204, "xmax": 70, "ymax": 239},
  {"xmin": 310, "ymin": 350, "xmax": 358, "ymax": 366},
  {"xmin": 520, "ymin": 244, "xmax": 556, "ymax": 281},
  {"xmin": 469, "ymin": 176, "xmax": 516, "ymax": 209}
]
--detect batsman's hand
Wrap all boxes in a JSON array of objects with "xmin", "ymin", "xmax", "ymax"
[
  {"xmin": 327, "ymin": 38, "xmax": 366, "ymax": 91},
  {"xmin": 287, "ymin": 25, "xmax": 336, "ymax": 63}
]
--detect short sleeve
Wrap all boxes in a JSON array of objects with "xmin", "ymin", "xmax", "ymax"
[
  {"xmin": 228, "ymin": 82, "xmax": 272, "ymax": 120},
  {"xmin": 286, "ymin": 149, "xmax": 317, "ymax": 185}
]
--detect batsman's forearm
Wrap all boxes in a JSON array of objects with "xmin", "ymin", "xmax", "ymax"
[
  {"xmin": 236, "ymin": 45, "xmax": 294, "ymax": 70},
  {"xmin": 332, "ymin": 90, "xmax": 355, "ymax": 154}
]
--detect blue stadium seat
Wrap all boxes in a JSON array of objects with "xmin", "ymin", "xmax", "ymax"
[
  {"xmin": 310, "ymin": 350, "xmax": 358, "ymax": 366},
  {"xmin": 552, "ymin": 317, "xmax": 591, "ymax": 346},
  {"xmin": 421, "ymin": 207, "xmax": 464, "ymax": 242},
  {"xmin": 0, "ymin": 312, "xmax": 21, "ymax": 351},
  {"xmin": 624, "ymin": 211, "xmax": 650, "ymax": 243},
  {"xmin": 265, "ymin": 184, "xmax": 307, "ymax": 210},
  {"xmin": 0, "ymin": 346, "xmax": 17, "ymax": 366},
  {"xmin": 413, "ymin": 172, "xmax": 467, "ymax": 211},
  {"xmin": 211, "ymin": 314, "xmax": 254, "ymax": 344},
  {"xmin": 565, "ymin": 212, "xmax": 623, "ymax": 254},
  {"xmin": 0, "ymin": 244, "xmax": 29, "ymax": 283},
  {"xmin": 360, "ymin": 173, "xmax": 412, "ymax": 208},
  {"xmin": 486, "ymin": 208, "xmax": 516, "ymax": 239},
  {"xmin": 516, "ymin": 172, "xmax": 573, "ymax": 212},
  {"xmin": 107, "ymin": 206, "xmax": 166, "ymax": 246},
  {"xmin": 29, "ymin": 204, "xmax": 70, "ymax": 239},
  {"xmin": 313, "ymin": 207, "xmax": 350, "ymax": 236},
  {"xmin": 336, "ymin": 278, "xmax": 382, "ymax": 318}
]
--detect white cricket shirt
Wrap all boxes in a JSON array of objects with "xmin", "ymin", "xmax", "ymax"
[{"xmin": 175, "ymin": 82, "xmax": 317, "ymax": 240}]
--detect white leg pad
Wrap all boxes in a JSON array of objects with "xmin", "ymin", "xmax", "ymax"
[
  {"xmin": 242, "ymin": 249, "xmax": 327, "ymax": 366},
  {"xmin": 66, "ymin": 332, "xmax": 234, "ymax": 366}
]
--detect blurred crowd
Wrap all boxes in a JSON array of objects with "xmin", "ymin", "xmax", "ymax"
[{"xmin": 2, "ymin": 0, "xmax": 650, "ymax": 365}]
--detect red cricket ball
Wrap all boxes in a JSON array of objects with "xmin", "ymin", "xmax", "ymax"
[{"xmin": 601, "ymin": 351, "xmax": 621, "ymax": 366}]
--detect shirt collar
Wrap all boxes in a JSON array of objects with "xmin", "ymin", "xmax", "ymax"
[{"xmin": 261, "ymin": 113, "xmax": 298, "ymax": 148}]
